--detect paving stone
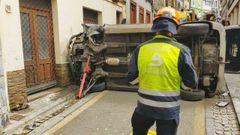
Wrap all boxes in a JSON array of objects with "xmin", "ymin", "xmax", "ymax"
[
  {"xmin": 223, "ymin": 131, "xmax": 231, "ymax": 135},
  {"xmin": 221, "ymin": 111, "xmax": 227, "ymax": 114},
  {"xmin": 216, "ymin": 127, "xmax": 223, "ymax": 131},
  {"xmin": 222, "ymin": 120, "xmax": 229, "ymax": 125},
  {"xmin": 232, "ymin": 128, "xmax": 240, "ymax": 131},
  {"xmin": 228, "ymin": 117, "xmax": 235, "ymax": 120},
  {"xmin": 224, "ymin": 127, "xmax": 231, "ymax": 131},
  {"xmin": 232, "ymin": 125, "xmax": 240, "ymax": 128},
  {"xmin": 224, "ymin": 125, "xmax": 231, "ymax": 129},
  {"xmin": 215, "ymin": 130, "xmax": 224, "ymax": 135},
  {"xmin": 215, "ymin": 123, "xmax": 223, "ymax": 127},
  {"xmin": 214, "ymin": 116, "xmax": 221, "ymax": 120},
  {"xmin": 232, "ymin": 131, "xmax": 240, "ymax": 135},
  {"xmin": 216, "ymin": 128, "xmax": 224, "ymax": 132},
  {"xmin": 230, "ymin": 121, "xmax": 239, "ymax": 125},
  {"xmin": 214, "ymin": 118, "xmax": 221, "ymax": 122},
  {"xmin": 206, "ymin": 82, "xmax": 240, "ymax": 135},
  {"xmin": 222, "ymin": 114, "xmax": 228, "ymax": 116}
]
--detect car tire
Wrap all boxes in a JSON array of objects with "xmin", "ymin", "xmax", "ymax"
[
  {"xmin": 90, "ymin": 81, "xmax": 106, "ymax": 92},
  {"xmin": 178, "ymin": 23, "xmax": 209, "ymax": 36},
  {"xmin": 180, "ymin": 89, "xmax": 205, "ymax": 101}
]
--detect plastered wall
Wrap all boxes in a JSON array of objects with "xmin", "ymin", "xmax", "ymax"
[
  {"xmin": 52, "ymin": 0, "xmax": 126, "ymax": 64},
  {"xmin": 0, "ymin": 0, "xmax": 25, "ymax": 72}
]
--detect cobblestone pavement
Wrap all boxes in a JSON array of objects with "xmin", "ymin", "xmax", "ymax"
[
  {"xmin": 206, "ymin": 86, "xmax": 240, "ymax": 135},
  {"xmin": 225, "ymin": 74, "xmax": 240, "ymax": 123}
]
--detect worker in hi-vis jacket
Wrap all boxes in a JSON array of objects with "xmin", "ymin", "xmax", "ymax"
[{"xmin": 127, "ymin": 7, "xmax": 198, "ymax": 135}]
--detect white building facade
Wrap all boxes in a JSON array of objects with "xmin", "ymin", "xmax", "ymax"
[
  {"xmin": 221, "ymin": 0, "xmax": 240, "ymax": 25},
  {"xmin": 0, "ymin": 0, "xmax": 138, "ymax": 128},
  {"xmin": 126, "ymin": 0, "xmax": 153, "ymax": 24}
]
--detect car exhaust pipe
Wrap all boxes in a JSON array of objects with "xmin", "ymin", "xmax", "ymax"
[{"xmin": 105, "ymin": 58, "xmax": 120, "ymax": 66}]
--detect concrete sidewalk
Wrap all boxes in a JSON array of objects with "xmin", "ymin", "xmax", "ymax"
[
  {"xmin": 2, "ymin": 85, "xmax": 99, "ymax": 135},
  {"xmin": 225, "ymin": 73, "xmax": 240, "ymax": 124}
]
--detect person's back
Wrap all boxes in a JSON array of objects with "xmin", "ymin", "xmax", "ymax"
[{"xmin": 128, "ymin": 7, "xmax": 198, "ymax": 135}]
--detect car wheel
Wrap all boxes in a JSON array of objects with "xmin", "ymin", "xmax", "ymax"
[{"xmin": 180, "ymin": 89, "xmax": 205, "ymax": 101}]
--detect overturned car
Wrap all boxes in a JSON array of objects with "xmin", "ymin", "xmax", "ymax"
[{"xmin": 68, "ymin": 21, "xmax": 226, "ymax": 101}]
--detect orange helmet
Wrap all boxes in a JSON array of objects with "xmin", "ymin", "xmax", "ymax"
[{"xmin": 154, "ymin": 6, "xmax": 180, "ymax": 25}]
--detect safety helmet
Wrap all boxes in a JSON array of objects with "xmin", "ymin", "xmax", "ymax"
[{"xmin": 154, "ymin": 6, "xmax": 180, "ymax": 25}]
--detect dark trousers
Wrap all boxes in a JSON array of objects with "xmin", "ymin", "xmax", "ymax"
[{"xmin": 131, "ymin": 111, "xmax": 178, "ymax": 135}]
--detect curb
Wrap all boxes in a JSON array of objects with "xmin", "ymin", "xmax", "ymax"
[
  {"xmin": 225, "ymin": 74, "xmax": 240, "ymax": 125},
  {"xmin": 3, "ymin": 92, "xmax": 73, "ymax": 135},
  {"xmin": 231, "ymin": 98, "xmax": 240, "ymax": 124}
]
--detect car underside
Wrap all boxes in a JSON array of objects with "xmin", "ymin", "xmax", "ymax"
[{"xmin": 68, "ymin": 21, "xmax": 226, "ymax": 101}]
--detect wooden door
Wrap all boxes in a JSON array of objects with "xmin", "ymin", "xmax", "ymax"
[
  {"xmin": 116, "ymin": 11, "xmax": 122, "ymax": 24},
  {"xmin": 20, "ymin": 7, "xmax": 55, "ymax": 88},
  {"xmin": 35, "ymin": 11, "xmax": 54, "ymax": 84},
  {"xmin": 146, "ymin": 11, "xmax": 151, "ymax": 24},
  {"xmin": 130, "ymin": 1, "xmax": 136, "ymax": 24},
  {"xmin": 139, "ymin": 7, "xmax": 144, "ymax": 24}
]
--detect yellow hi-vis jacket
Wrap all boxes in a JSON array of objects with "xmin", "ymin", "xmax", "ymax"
[
  {"xmin": 138, "ymin": 35, "xmax": 181, "ymax": 108},
  {"xmin": 127, "ymin": 35, "xmax": 197, "ymax": 122}
]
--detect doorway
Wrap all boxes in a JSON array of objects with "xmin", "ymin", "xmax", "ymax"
[
  {"xmin": 83, "ymin": 8, "xmax": 99, "ymax": 24},
  {"xmin": 20, "ymin": 0, "xmax": 56, "ymax": 93}
]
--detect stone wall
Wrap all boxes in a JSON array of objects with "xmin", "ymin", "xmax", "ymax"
[
  {"xmin": 55, "ymin": 64, "xmax": 71, "ymax": 87},
  {"xmin": 7, "ymin": 69, "xmax": 28, "ymax": 111}
]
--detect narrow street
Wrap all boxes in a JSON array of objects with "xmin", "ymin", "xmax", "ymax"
[
  {"xmin": 2, "ymin": 0, "xmax": 240, "ymax": 135},
  {"xmin": 43, "ymin": 91, "xmax": 205, "ymax": 135},
  {"xmin": 3, "ymin": 75, "xmax": 239, "ymax": 135},
  {"xmin": 40, "ymin": 82, "xmax": 240, "ymax": 135}
]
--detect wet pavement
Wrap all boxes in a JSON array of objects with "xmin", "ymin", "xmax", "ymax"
[
  {"xmin": 47, "ymin": 87, "xmax": 240, "ymax": 135},
  {"xmin": 4, "ymin": 76, "xmax": 240, "ymax": 135},
  {"xmin": 52, "ymin": 91, "xmax": 136, "ymax": 135},
  {"xmin": 52, "ymin": 91, "xmax": 206, "ymax": 135}
]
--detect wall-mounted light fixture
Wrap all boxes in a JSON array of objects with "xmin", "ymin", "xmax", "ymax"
[{"xmin": 5, "ymin": 4, "xmax": 12, "ymax": 13}]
